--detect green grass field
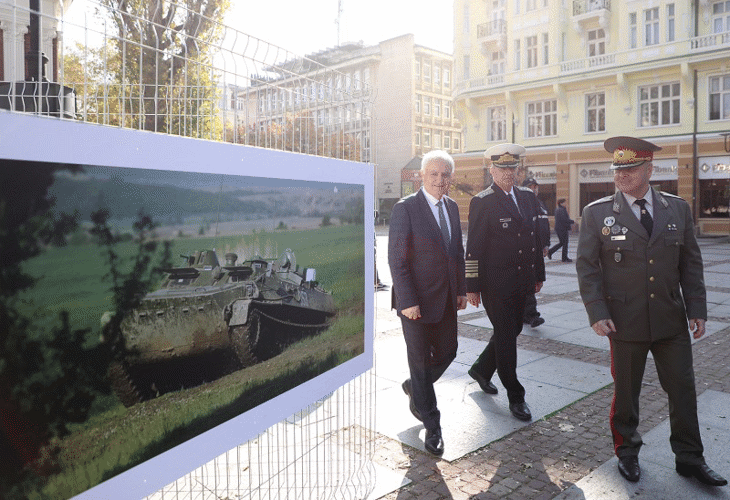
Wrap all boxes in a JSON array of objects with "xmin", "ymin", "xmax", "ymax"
[{"xmin": 12, "ymin": 223, "xmax": 366, "ymax": 500}]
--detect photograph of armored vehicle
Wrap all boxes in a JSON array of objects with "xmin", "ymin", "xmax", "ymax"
[{"xmin": 108, "ymin": 248, "xmax": 336, "ymax": 406}]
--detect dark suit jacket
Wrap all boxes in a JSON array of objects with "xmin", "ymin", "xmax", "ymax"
[
  {"xmin": 554, "ymin": 205, "xmax": 574, "ymax": 236},
  {"xmin": 465, "ymin": 184, "xmax": 546, "ymax": 296},
  {"xmin": 388, "ymin": 189, "xmax": 466, "ymax": 324},
  {"xmin": 576, "ymin": 188, "xmax": 706, "ymax": 342}
]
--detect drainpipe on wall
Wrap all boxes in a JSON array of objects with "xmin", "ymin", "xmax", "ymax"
[{"xmin": 692, "ymin": 69, "xmax": 699, "ymax": 235}]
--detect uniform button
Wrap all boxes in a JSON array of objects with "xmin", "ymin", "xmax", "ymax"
[
  {"xmin": 517, "ymin": 266, "xmax": 521, "ymax": 270},
  {"xmin": 649, "ymin": 259, "xmax": 654, "ymax": 264},
  {"xmin": 650, "ymin": 293, "xmax": 655, "ymax": 298},
  {"xmin": 532, "ymin": 247, "xmax": 535, "ymax": 252},
  {"xmin": 649, "ymin": 276, "xmax": 655, "ymax": 282},
  {"xmin": 517, "ymin": 233, "xmax": 521, "ymax": 237},
  {"xmin": 518, "ymin": 250, "xmax": 523, "ymax": 254}
]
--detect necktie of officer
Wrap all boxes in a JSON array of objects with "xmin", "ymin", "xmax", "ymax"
[
  {"xmin": 634, "ymin": 199, "xmax": 653, "ymax": 237},
  {"xmin": 436, "ymin": 200, "xmax": 450, "ymax": 247},
  {"xmin": 510, "ymin": 191, "xmax": 523, "ymax": 218}
]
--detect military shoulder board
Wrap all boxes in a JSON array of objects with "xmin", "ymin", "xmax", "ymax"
[
  {"xmin": 586, "ymin": 195, "xmax": 614, "ymax": 208},
  {"xmin": 477, "ymin": 187, "xmax": 494, "ymax": 198}
]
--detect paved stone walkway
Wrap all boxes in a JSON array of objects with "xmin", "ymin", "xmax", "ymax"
[{"xmin": 372, "ymin": 231, "xmax": 730, "ymax": 500}]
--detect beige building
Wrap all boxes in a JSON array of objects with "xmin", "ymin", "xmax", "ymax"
[
  {"xmin": 239, "ymin": 34, "xmax": 462, "ymax": 220},
  {"xmin": 452, "ymin": 0, "xmax": 730, "ymax": 235}
]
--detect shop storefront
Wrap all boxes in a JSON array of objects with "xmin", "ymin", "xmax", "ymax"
[
  {"xmin": 524, "ymin": 165, "xmax": 557, "ymax": 215},
  {"xmin": 577, "ymin": 159, "xmax": 678, "ymax": 213},
  {"xmin": 698, "ymin": 156, "xmax": 730, "ymax": 219}
]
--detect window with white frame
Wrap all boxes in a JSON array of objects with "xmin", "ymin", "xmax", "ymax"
[
  {"xmin": 542, "ymin": 33, "xmax": 549, "ymax": 65},
  {"xmin": 514, "ymin": 40, "xmax": 521, "ymax": 70},
  {"xmin": 415, "ymin": 95, "xmax": 421, "ymax": 114},
  {"xmin": 434, "ymin": 66, "xmax": 440, "ymax": 86},
  {"xmin": 526, "ymin": 36, "xmax": 538, "ymax": 68},
  {"xmin": 487, "ymin": 106, "xmax": 507, "ymax": 142},
  {"xmin": 443, "ymin": 132, "xmax": 451, "ymax": 150},
  {"xmin": 453, "ymin": 136, "xmax": 460, "ymax": 151},
  {"xmin": 424, "ymin": 96, "xmax": 431, "ymax": 115},
  {"xmin": 514, "ymin": 0, "xmax": 520, "ymax": 15},
  {"xmin": 709, "ymin": 74, "xmax": 730, "ymax": 120},
  {"xmin": 588, "ymin": 28, "xmax": 605, "ymax": 57},
  {"xmin": 629, "ymin": 12, "xmax": 637, "ymax": 49},
  {"xmin": 491, "ymin": 51, "xmax": 505, "ymax": 75},
  {"xmin": 585, "ymin": 92, "xmax": 605, "ymax": 132},
  {"xmin": 444, "ymin": 101, "xmax": 451, "ymax": 119},
  {"xmin": 667, "ymin": 4, "xmax": 675, "ymax": 42},
  {"xmin": 415, "ymin": 61, "xmax": 421, "ymax": 79},
  {"xmin": 644, "ymin": 7, "xmax": 659, "ymax": 46},
  {"xmin": 434, "ymin": 132, "xmax": 441, "ymax": 149},
  {"xmin": 639, "ymin": 82, "xmax": 680, "ymax": 127},
  {"xmin": 424, "ymin": 62, "xmax": 431, "ymax": 82},
  {"xmin": 526, "ymin": 0, "xmax": 536, "ymax": 11},
  {"xmin": 463, "ymin": 4, "xmax": 470, "ymax": 34},
  {"xmin": 434, "ymin": 99, "xmax": 441, "ymax": 118},
  {"xmin": 415, "ymin": 128, "xmax": 421, "ymax": 146},
  {"xmin": 444, "ymin": 68, "xmax": 451, "ymax": 87},
  {"xmin": 363, "ymin": 67, "xmax": 370, "ymax": 85},
  {"xmin": 423, "ymin": 128, "xmax": 431, "ymax": 147},
  {"xmin": 713, "ymin": 1, "xmax": 730, "ymax": 33},
  {"xmin": 526, "ymin": 99, "xmax": 557, "ymax": 137}
]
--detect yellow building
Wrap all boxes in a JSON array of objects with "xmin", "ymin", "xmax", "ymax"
[{"xmin": 452, "ymin": 0, "xmax": 730, "ymax": 235}]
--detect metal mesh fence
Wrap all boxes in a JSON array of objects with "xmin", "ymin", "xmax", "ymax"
[{"xmin": 1, "ymin": 0, "xmax": 376, "ymax": 498}]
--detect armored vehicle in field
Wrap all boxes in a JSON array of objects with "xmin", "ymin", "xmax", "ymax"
[{"xmin": 108, "ymin": 249, "xmax": 336, "ymax": 406}]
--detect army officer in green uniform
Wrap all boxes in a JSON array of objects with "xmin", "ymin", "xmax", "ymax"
[{"xmin": 576, "ymin": 136, "xmax": 727, "ymax": 487}]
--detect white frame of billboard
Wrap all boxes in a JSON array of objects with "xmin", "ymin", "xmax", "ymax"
[{"xmin": 0, "ymin": 111, "xmax": 375, "ymax": 500}]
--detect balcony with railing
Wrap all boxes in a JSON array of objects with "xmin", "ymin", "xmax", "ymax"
[
  {"xmin": 455, "ymin": 31, "xmax": 730, "ymax": 98},
  {"xmin": 477, "ymin": 19, "xmax": 507, "ymax": 51},
  {"xmin": 573, "ymin": 0, "xmax": 611, "ymax": 17}
]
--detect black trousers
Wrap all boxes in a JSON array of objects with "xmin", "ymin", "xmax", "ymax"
[
  {"xmin": 548, "ymin": 231, "xmax": 570, "ymax": 260},
  {"xmin": 401, "ymin": 297, "xmax": 458, "ymax": 431},
  {"xmin": 609, "ymin": 333, "xmax": 704, "ymax": 465},
  {"xmin": 473, "ymin": 288, "xmax": 527, "ymax": 404},
  {"xmin": 523, "ymin": 292, "xmax": 540, "ymax": 322}
]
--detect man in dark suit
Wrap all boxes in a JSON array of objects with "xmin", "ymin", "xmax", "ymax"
[
  {"xmin": 465, "ymin": 143, "xmax": 545, "ymax": 421},
  {"xmin": 576, "ymin": 136, "xmax": 727, "ymax": 486},
  {"xmin": 522, "ymin": 177, "xmax": 549, "ymax": 328},
  {"xmin": 388, "ymin": 150, "xmax": 467, "ymax": 456},
  {"xmin": 548, "ymin": 198, "xmax": 575, "ymax": 262}
]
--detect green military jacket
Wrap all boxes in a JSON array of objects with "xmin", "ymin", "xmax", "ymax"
[{"xmin": 576, "ymin": 188, "xmax": 706, "ymax": 342}]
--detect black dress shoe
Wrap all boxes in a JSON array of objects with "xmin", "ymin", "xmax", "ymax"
[
  {"xmin": 617, "ymin": 456, "xmax": 640, "ymax": 482},
  {"xmin": 468, "ymin": 367, "xmax": 498, "ymax": 394},
  {"xmin": 424, "ymin": 428, "xmax": 444, "ymax": 456},
  {"xmin": 401, "ymin": 380, "xmax": 422, "ymax": 422},
  {"xmin": 530, "ymin": 317, "xmax": 545, "ymax": 328},
  {"xmin": 509, "ymin": 401, "xmax": 532, "ymax": 421},
  {"xmin": 676, "ymin": 462, "xmax": 728, "ymax": 486},
  {"xmin": 562, "ymin": 258, "xmax": 573, "ymax": 263}
]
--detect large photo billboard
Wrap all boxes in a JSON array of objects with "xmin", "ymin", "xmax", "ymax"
[{"xmin": 0, "ymin": 113, "xmax": 374, "ymax": 499}]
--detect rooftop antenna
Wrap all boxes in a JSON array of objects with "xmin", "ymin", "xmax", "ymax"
[{"xmin": 335, "ymin": 0, "xmax": 343, "ymax": 46}]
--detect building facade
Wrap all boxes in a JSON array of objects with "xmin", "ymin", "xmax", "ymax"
[
  {"xmin": 452, "ymin": 0, "xmax": 730, "ymax": 235},
  {"xmin": 237, "ymin": 34, "xmax": 462, "ymax": 221}
]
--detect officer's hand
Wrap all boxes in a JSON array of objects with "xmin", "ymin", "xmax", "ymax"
[
  {"xmin": 535, "ymin": 282, "xmax": 543, "ymax": 293},
  {"xmin": 457, "ymin": 295, "xmax": 468, "ymax": 310},
  {"xmin": 591, "ymin": 319, "xmax": 616, "ymax": 337},
  {"xmin": 467, "ymin": 292, "xmax": 480, "ymax": 308},
  {"xmin": 689, "ymin": 318, "xmax": 706, "ymax": 339},
  {"xmin": 542, "ymin": 247, "xmax": 549, "ymax": 257},
  {"xmin": 401, "ymin": 305, "xmax": 421, "ymax": 320}
]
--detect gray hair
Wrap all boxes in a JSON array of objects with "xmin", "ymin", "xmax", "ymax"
[{"xmin": 420, "ymin": 150, "xmax": 455, "ymax": 175}]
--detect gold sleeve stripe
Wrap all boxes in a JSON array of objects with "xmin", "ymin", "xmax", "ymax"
[{"xmin": 465, "ymin": 260, "xmax": 479, "ymax": 278}]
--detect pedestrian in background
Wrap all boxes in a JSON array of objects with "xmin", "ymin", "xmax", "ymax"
[
  {"xmin": 548, "ymin": 198, "xmax": 574, "ymax": 262},
  {"xmin": 522, "ymin": 177, "xmax": 549, "ymax": 328},
  {"xmin": 465, "ymin": 143, "xmax": 545, "ymax": 421},
  {"xmin": 388, "ymin": 150, "xmax": 467, "ymax": 456},
  {"xmin": 575, "ymin": 135, "xmax": 727, "ymax": 487}
]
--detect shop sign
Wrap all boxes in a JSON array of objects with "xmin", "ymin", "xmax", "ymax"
[
  {"xmin": 698, "ymin": 157, "xmax": 730, "ymax": 180},
  {"xmin": 524, "ymin": 166, "xmax": 557, "ymax": 184}
]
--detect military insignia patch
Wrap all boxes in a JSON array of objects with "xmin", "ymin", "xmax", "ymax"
[
  {"xmin": 604, "ymin": 216, "xmax": 615, "ymax": 227},
  {"xmin": 611, "ymin": 225, "xmax": 621, "ymax": 234},
  {"xmin": 615, "ymin": 252, "xmax": 622, "ymax": 263},
  {"xmin": 621, "ymin": 226, "xmax": 628, "ymax": 234},
  {"xmin": 601, "ymin": 226, "xmax": 610, "ymax": 236}
]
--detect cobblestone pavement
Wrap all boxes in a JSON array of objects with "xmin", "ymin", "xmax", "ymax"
[{"xmin": 371, "ymin": 235, "xmax": 730, "ymax": 500}]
